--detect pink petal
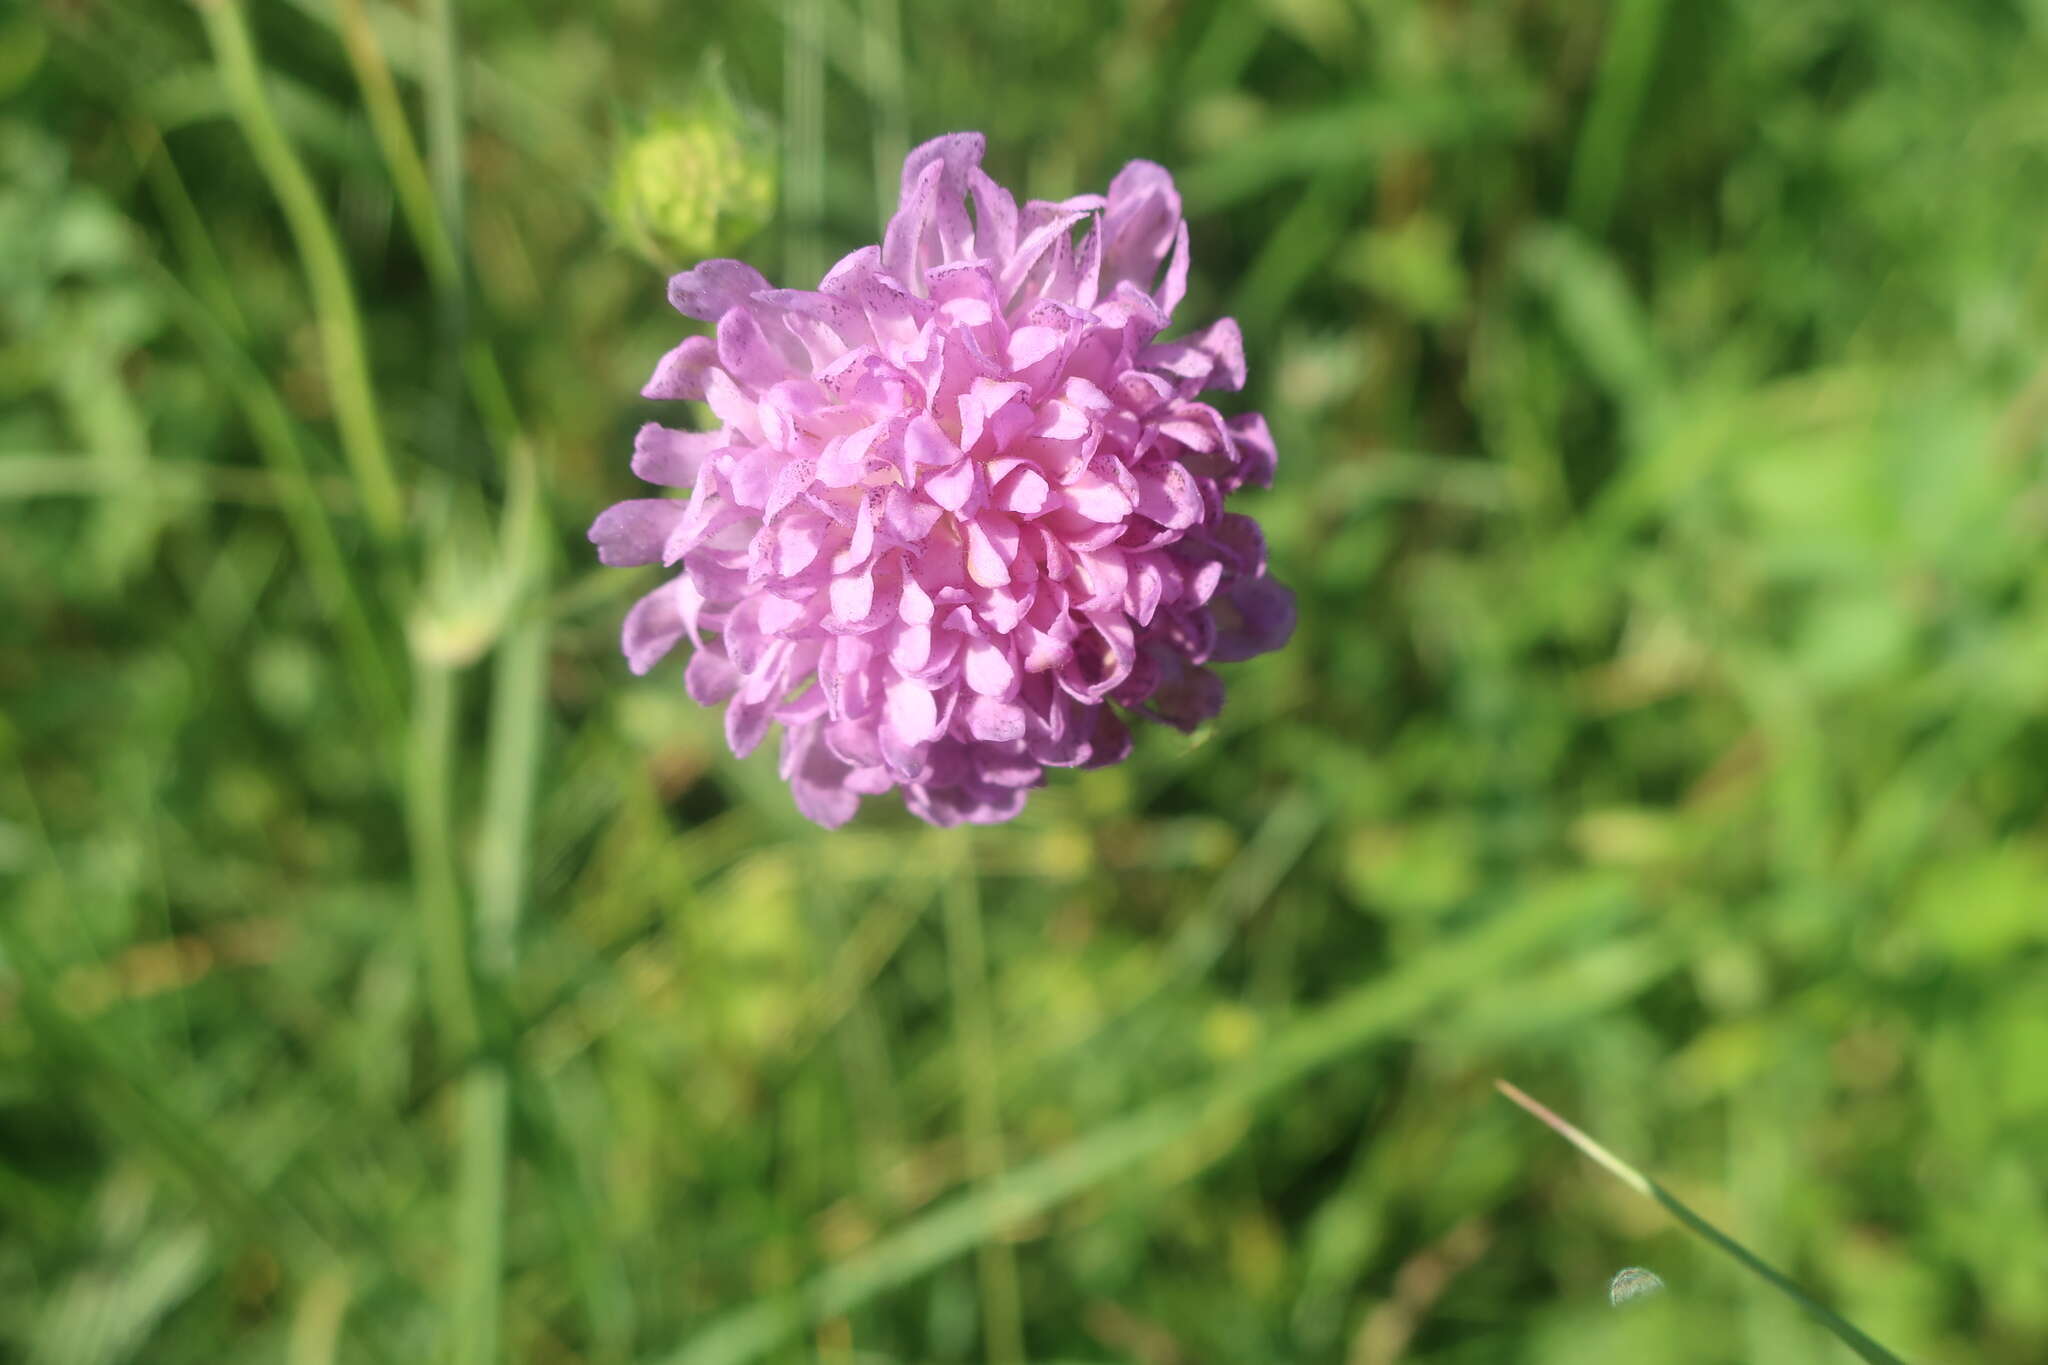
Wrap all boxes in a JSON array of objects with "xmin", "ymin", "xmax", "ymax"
[
  {"xmin": 885, "ymin": 677, "xmax": 941, "ymax": 745},
  {"xmin": 772, "ymin": 514, "xmax": 828, "ymax": 579},
  {"xmin": 1227, "ymin": 412, "xmax": 1277, "ymax": 488},
  {"xmin": 1135, "ymin": 462, "xmax": 1201, "ymax": 529},
  {"xmin": 642, "ymin": 336, "xmax": 718, "ymax": 400},
  {"xmin": 964, "ymin": 694, "xmax": 1027, "ymax": 742},
  {"xmin": 964, "ymin": 513, "xmax": 1019, "ymax": 588},
  {"xmin": 899, "ymin": 574, "xmax": 934, "ymax": 625},
  {"xmin": 906, "ymin": 414, "xmax": 962, "ymax": 468},
  {"xmin": 1060, "ymin": 471, "xmax": 1133, "ymax": 522},
  {"xmin": 632, "ymin": 424, "xmax": 724, "ymax": 487},
  {"xmin": 994, "ymin": 465, "xmax": 1051, "ymax": 515},
  {"xmin": 668, "ymin": 260, "xmax": 772, "ymax": 321},
  {"xmin": 925, "ymin": 458, "xmax": 985, "ymax": 516},
  {"xmin": 725, "ymin": 694, "xmax": 772, "ymax": 758},
  {"xmin": 589, "ymin": 500, "xmax": 684, "ymax": 566},
  {"xmin": 963, "ymin": 638, "xmax": 1019, "ymax": 698},
  {"xmin": 1127, "ymin": 557, "xmax": 1165, "ymax": 627},
  {"xmin": 833, "ymin": 491, "xmax": 880, "ymax": 572},
  {"xmin": 717, "ymin": 306, "xmax": 794, "ymax": 391},
  {"xmin": 620, "ymin": 583, "xmax": 686, "ymax": 674},
  {"xmin": 684, "ymin": 649, "xmax": 740, "ymax": 703},
  {"xmin": 882, "ymin": 157, "xmax": 946, "ymax": 290},
  {"xmin": 968, "ymin": 166, "xmax": 1018, "ymax": 261},
  {"xmin": 1005, "ymin": 325, "xmax": 1062, "ymax": 372},
  {"xmin": 830, "ymin": 563, "xmax": 875, "ymax": 624},
  {"xmin": 891, "ymin": 623, "xmax": 933, "ymax": 672}
]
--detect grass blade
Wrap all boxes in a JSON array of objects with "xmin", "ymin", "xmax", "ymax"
[
  {"xmin": 1494, "ymin": 1079, "xmax": 1912, "ymax": 1365},
  {"xmin": 333, "ymin": 0, "xmax": 460, "ymax": 293},
  {"xmin": 195, "ymin": 0, "xmax": 405, "ymax": 541},
  {"xmin": 455, "ymin": 458, "xmax": 552, "ymax": 1365}
]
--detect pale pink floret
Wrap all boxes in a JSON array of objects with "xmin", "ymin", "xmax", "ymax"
[{"xmin": 591, "ymin": 132, "xmax": 1294, "ymax": 827}]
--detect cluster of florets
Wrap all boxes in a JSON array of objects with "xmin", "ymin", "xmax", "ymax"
[{"xmin": 591, "ymin": 133, "xmax": 1292, "ymax": 826}]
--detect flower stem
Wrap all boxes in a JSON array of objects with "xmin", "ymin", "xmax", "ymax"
[
  {"xmin": 454, "ymin": 455, "xmax": 551, "ymax": 1365},
  {"xmin": 1494, "ymin": 1079, "xmax": 1912, "ymax": 1365},
  {"xmin": 408, "ymin": 655, "xmax": 474, "ymax": 1054}
]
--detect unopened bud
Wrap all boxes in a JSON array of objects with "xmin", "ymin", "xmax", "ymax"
[{"xmin": 610, "ymin": 67, "xmax": 774, "ymax": 269}]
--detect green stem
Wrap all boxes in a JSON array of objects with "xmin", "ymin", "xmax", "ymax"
[
  {"xmin": 941, "ymin": 839, "xmax": 1025, "ymax": 1365},
  {"xmin": 131, "ymin": 123, "xmax": 249, "ymax": 340},
  {"xmin": 413, "ymin": 9, "xmax": 507, "ymax": 1359},
  {"xmin": 196, "ymin": 0, "xmax": 406, "ymax": 541},
  {"xmin": 424, "ymin": 0, "xmax": 468, "ymax": 273},
  {"xmin": 473, "ymin": 465, "xmax": 547, "ymax": 984},
  {"xmin": 407, "ymin": 655, "xmax": 474, "ymax": 1056},
  {"xmin": 425, "ymin": 0, "xmax": 468, "ymax": 320},
  {"xmin": 452, "ymin": 459, "xmax": 552, "ymax": 1365},
  {"xmin": 333, "ymin": 0, "xmax": 461, "ymax": 294},
  {"xmin": 1494, "ymin": 1080, "xmax": 1912, "ymax": 1365},
  {"xmin": 452, "ymin": 1065, "xmax": 509, "ymax": 1365},
  {"xmin": 329, "ymin": 0, "xmax": 529, "ymax": 480}
]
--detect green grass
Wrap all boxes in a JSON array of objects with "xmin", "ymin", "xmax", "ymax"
[{"xmin": 5, "ymin": 2, "xmax": 2048, "ymax": 1362}]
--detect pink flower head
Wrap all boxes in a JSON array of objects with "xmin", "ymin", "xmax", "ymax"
[{"xmin": 591, "ymin": 132, "xmax": 1294, "ymax": 827}]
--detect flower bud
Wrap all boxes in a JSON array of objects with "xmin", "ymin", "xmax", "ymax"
[{"xmin": 609, "ymin": 72, "xmax": 774, "ymax": 269}]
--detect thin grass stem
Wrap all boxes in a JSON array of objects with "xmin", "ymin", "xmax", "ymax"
[
  {"xmin": 331, "ymin": 0, "xmax": 526, "ymax": 481},
  {"xmin": 423, "ymin": 0, "xmax": 468, "ymax": 347},
  {"xmin": 130, "ymin": 123, "xmax": 249, "ymax": 339},
  {"xmin": 450, "ymin": 453, "xmax": 551, "ymax": 1362},
  {"xmin": 195, "ymin": 0, "xmax": 406, "ymax": 541},
  {"xmin": 1494, "ymin": 1079, "xmax": 1912, "ymax": 1365},
  {"xmin": 407, "ymin": 653, "xmax": 475, "ymax": 1055},
  {"xmin": 413, "ymin": 5, "xmax": 512, "ymax": 1355},
  {"xmin": 333, "ymin": 0, "xmax": 461, "ymax": 293}
]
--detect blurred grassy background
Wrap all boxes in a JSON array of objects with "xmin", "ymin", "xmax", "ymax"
[{"xmin": 5, "ymin": 1, "xmax": 2048, "ymax": 1361}]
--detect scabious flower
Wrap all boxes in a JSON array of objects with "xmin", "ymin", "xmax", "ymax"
[{"xmin": 591, "ymin": 132, "xmax": 1294, "ymax": 827}]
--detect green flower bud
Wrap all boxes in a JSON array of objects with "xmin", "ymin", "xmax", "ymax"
[{"xmin": 610, "ymin": 70, "xmax": 775, "ymax": 270}]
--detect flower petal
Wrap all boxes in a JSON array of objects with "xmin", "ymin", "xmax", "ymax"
[
  {"xmin": 642, "ymin": 336, "xmax": 718, "ymax": 400},
  {"xmin": 669, "ymin": 260, "xmax": 772, "ymax": 321},
  {"xmin": 589, "ymin": 500, "xmax": 684, "ymax": 566},
  {"xmin": 884, "ymin": 676, "xmax": 941, "ymax": 745}
]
